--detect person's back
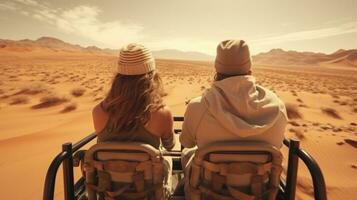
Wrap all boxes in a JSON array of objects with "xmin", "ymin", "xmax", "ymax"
[
  {"xmin": 97, "ymin": 120, "xmax": 160, "ymax": 148},
  {"xmin": 180, "ymin": 75, "xmax": 287, "ymax": 149},
  {"xmin": 92, "ymin": 43, "xmax": 175, "ymax": 197},
  {"xmin": 179, "ymin": 39, "xmax": 287, "ymax": 200},
  {"xmin": 180, "ymin": 39, "xmax": 287, "ymax": 154},
  {"xmin": 92, "ymin": 43, "xmax": 175, "ymax": 150},
  {"xmin": 94, "ymin": 101, "xmax": 174, "ymax": 150}
]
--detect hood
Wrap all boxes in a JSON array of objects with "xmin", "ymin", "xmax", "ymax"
[{"xmin": 202, "ymin": 75, "xmax": 287, "ymax": 137}]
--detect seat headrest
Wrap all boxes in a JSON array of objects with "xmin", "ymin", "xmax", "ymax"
[
  {"xmin": 85, "ymin": 142, "xmax": 161, "ymax": 162},
  {"xmin": 96, "ymin": 152, "xmax": 150, "ymax": 162},
  {"xmin": 209, "ymin": 153, "xmax": 270, "ymax": 163},
  {"xmin": 195, "ymin": 141, "xmax": 282, "ymax": 164}
]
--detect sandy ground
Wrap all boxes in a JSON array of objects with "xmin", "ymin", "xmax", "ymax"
[{"xmin": 0, "ymin": 56, "xmax": 356, "ymax": 200}]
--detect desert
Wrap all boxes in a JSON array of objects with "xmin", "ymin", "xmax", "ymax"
[{"xmin": 0, "ymin": 37, "xmax": 356, "ymax": 200}]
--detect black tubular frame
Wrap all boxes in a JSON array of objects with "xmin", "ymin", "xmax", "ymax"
[
  {"xmin": 43, "ymin": 133, "xmax": 97, "ymax": 200},
  {"xmin": 43, "ymin": 116, "xmax": 327, "ymax": 200}
]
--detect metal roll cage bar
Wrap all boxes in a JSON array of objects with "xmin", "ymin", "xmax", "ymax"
[{"xmin": 43, "ymin": 116, "xmax": 327, "ymax": 200}]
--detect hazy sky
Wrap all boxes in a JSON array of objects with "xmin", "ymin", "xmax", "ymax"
[{"xmin": 0, "ymin": 0, "xmax": 356, "ymax": 55}]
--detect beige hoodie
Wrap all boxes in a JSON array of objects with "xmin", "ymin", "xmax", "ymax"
[{"xmin": 180, "ymin": 75, "xmax": 288, "ymax": 149}]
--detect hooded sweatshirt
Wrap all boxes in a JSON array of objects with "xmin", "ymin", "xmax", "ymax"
[{"xmin": 179, "ymin": 75, "xmax": 288, "ymax": 149}]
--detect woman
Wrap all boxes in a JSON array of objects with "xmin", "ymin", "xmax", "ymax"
[{"xmin": 92, "ymin": 43, "xmax": 175, "ymax": 193}]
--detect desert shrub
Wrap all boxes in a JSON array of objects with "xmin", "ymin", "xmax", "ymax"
[
  {"xmin": 333, "ymin": 100, "xmax": 340, "ymax": 104},
  {"xmin": 289, "ymin": 128, "xmax": 305, "ymax": 140},
  {"xmin": 291, "ymin": 92, "xmax": 297, "ymax": 97},
  {"xmin": 344, "ymin": 139, "xmax": 357, "ymax": 148},
  {"xmin": 296, "ymin": 98, "xmax": 303, "ymax": 103},
  {"xmin": 15, "ymin": 84, "xmax": 49, "ymax": 95},
  {"xmin": 41, "ymin": 95, "xmax": 68, "ymax": 103},
  {"xmin": 353, "ymin": 107, "xmax": 357, "ymax": 113},
  {"xmin": 1, "ymin": 94, "xmax": 9, "ymax": 99},
  {"xmin": 339, "ymin": 101, "xmax": 347, "ymax": 106},
  {"xmin": 331, "ymin": 95, "xmax": 340, "ymax": 99},
  {"xmin": 10, "ymin": 95, "xmax": 29, "ymax": 105},
  {"xmin": 93, "ymin": 96, "xmax": 103, "ymax": 102},
  {"xmin": 32, "ymin": 94, "xmax": 69, "ymax": 109},
  {"xmin": 94, "ymin": 86, "xmax": 103, "ymax": 92},
  {"xmin": 298, "ymin": 104, "xmax": 308, "ymax": 108},
  {"xmin": 61, "ymin": 102, "xmax": 77, "ymax": 113},
  {"xmin": 289, "ymin": 120, "xmax": 300, "ymax": 127},
  {"xmin": 321, "ymin": 107, "xmax": 342, "ymax": 119},
  {"xmin": 286, "ymin": 103, "xmax": 303, "ymax": 119},
  {"xmin": 71, "ymin": 87, "xmax": 86, "ymax": 97}
]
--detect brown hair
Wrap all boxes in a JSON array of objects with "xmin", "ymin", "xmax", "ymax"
[
  {"xmin": 103, "ymin": 71, "xmax": 165, "ymax": 131},
  {"xmin": 214, "ymin": 71, "xmax": 252, "ymax": 81}
]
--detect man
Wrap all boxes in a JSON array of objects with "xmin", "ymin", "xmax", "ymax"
[{"xmin": 180, "ymin": 39, "xmax": 288, "ymax": 166}]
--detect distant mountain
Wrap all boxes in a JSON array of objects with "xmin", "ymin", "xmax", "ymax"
[
  {"xmin": 1, "ymin": 36, "xmax": 355, "ymax": 67},
  {"xmin": 0, "ymin": 36, "xmax": 214, "ymax": 61},
  {"xmin": 152, "ymin": 49, "xmax": 214, "ymax": 61},
  {"xmin": 253, "ymin": 48, "xmax": 357, "ymax": 67},
  {"xmin": 34, "ymin": 37, "xmax": 81, "ymax": 50},
  {"xmin": 0, "ymin": 36, "xmax": 110, "ymax": 56}
]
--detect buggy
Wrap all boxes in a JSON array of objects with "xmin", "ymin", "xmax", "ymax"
[{"xmin": 43, "ymin": 116, "xmax": 326, "ymax": 200}]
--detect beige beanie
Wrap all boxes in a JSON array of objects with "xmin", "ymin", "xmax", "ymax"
[
  {"xmin": 117, "ymin": 43, "xmax": 156, "ymax": 75},
  {"xmin": 215, "ymin": 40, "xmax": 251, "ymax": 75}
]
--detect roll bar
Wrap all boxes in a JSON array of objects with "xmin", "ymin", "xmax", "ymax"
[
  {"xmin": 43, "ymin": 133, "xmax": 96, "ymax": 200},
  {"xmin": 43, "ymin": 116, "xmax": 327, "ymax": 200}
]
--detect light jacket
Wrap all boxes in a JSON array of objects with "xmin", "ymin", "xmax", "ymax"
[{"xmin": 179, "ymin": 75, "xmax": 288, "ymax": 149}]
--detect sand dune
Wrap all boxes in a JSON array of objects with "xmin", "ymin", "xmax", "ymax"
[
  {"xmin": 0, "ymin": 40, "xmax": 357, "ymax": 199},
  {"xmin": 324, "ymin": 50, "xmax": 357, "ymax": 67},
  {"xmin": 253, "ymin": 48, "xmax": 357, "ymax": 67},
  {"xmin": 0, "ymin": 37, "xmax": 214, "ymax": 61},
  {"xmin": 3, "ymin": 36, "xmax": 356, "ymax": 67}
]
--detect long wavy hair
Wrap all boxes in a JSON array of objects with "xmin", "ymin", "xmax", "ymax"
[{"xmin": 103, "ymin": 71, "xmax": 165, "ymax": 131}]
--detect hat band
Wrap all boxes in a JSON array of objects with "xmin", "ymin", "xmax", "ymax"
[{"xmin": 118, "ymin": 59, "xmax": 156, "ymax": 75}]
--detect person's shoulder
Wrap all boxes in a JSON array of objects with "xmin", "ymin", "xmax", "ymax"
[
  {"xmin": 93, "ymin": 101, "xmax": 111, "ymax": 120},
  {"xmin": 186, "ymin": 96, "xmax": 205, "ymax": 111},
  {"xmin": 259, "ymin": 86, "xmax": 288, "ymax": 118},
  {"xmin": 92, "ymin": 102, "xmax": 109, "ymax": 133},
  {"xmin": 151, "ymin": 106, "xmax": 173, "ymax": 123},
  {"xmin": 92, "ymin": 103, "xmax": 103, "ymax": 117},
  {"xmin": 185, "ymin": 96, "xmax": 207, "ymax": 122},
  {"xmin": 188, "ymin": 96, "xmax": 203, "ymax": 104},
  {"xmin": 148, "ymin": 106, "xmax": 173, "ymax": 137},
  {"xmin": 258, "ymin": 85, "xmax": 282, "ymax": 102}
]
